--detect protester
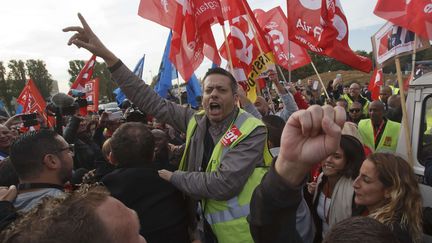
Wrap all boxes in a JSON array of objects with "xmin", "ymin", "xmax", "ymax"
[
  {"xmin": 248, "ymin": 105, "xmax": 346, "ymax": 243},
  {"xmin": 0, "ymin": 158, "xmax": 19, "ymax": 187},
  {"xmin": 0, "ymin": 186, "xmax": 147, "ymax": 243},
  {"xmin": 347, "ymin": 101, "xmax": 366, "ymax": 124},
  {"xmin": 340, "ymin": 82, "xmax": 370, "ymax": 115},
  {"xmin": 358, "ymin": 101, "xmax": 400, "ymax": 153},
  {"xmin": 101, "ymin": 122, "xmax": 189, "ymax": 242},
  {"xmin": 0, "ymin": 125, "xmax": 15, "ymax": 161},
  {"xmin": 63, "ymin": 115, "xmax": 106, "ymax": 170},
  {"xmin": 0, "ymin": 186, "xmax": 17, "ymax": 232},
  {"xmin": 262, "ymin": 115, "xmax": 314, "ymax": 243},
  {"xmin": 322, "ymin": 216, "xmax": 400, "ymax": 243},
  {"xmin": 308, "ymin": 135, "xmax": 365, "ymax": 241},
  {"xmin": 353, "ymin": 153, "xmax": 423, "ymax": 243},
  {"xmin": 386, "ymin": 95, "xmax": 402, "ymax": 123},
  {"xmin": 63, "ymin": 13, "xmax": 273, "ymax": 242},
  {"xmin": 9, "ymin": 129, "xmax": 72, "ymax": 212},
  {"xmin": 379, "ymin": 86, "xmax": 393, "ymax": 109}
]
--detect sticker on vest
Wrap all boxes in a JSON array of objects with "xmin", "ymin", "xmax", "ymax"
[
  {"xmin": 383, "ymin": 136, "xmax": 392, "ymax": 147},
  {"xmin": 221, "ymin": 125, "xmax": 242, "ymax": 147}
]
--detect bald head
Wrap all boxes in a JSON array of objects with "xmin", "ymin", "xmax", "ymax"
[
  {"xmin": 369, "ymin": 101, "xmax": 385, "ymax": 125},
  {"xmin": 349, "ymin": 83, "xmax": 361, "ymax": 98},
  {"xmin": 379, "ymin": 86, "xmax": 392, "ymax": 103},
  {"xmin": 388, "ymin": 95, "xmax": 401, "ymax": 109}
]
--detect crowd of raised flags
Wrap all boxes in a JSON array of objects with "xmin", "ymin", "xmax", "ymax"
[{"xmin": 10, "ymin": 0, "xmax": 432, "ymax": 131}]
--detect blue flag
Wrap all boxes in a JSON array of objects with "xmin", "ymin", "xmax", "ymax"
[
  {"xmin": 113, "ymin": 55, "xmax": 145, "ymax": 105},
  {"xmin": 155, "ymin": 32, "xmax": 178, "ymax": 98},
  {"xmin": 186, "ymin": 74, "xmax": 202, "ymax": 109}
]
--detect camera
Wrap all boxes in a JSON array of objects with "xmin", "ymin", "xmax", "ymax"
[
  {"xmin": 46, "ymin": 91, "xmax": 93, "ymax": 117},
  {"xmin": 21, "ymin": 113, "xmax": 39, "ymax": 127}
]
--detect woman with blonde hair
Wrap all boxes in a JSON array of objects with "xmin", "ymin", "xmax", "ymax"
[{"xmin": 353, "ymin": 153, "xmax": 423, "ymax": 243}]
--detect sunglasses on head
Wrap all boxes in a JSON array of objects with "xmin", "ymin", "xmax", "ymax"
[{"xmin": 349, "ymin": 109, "xmax": 361, "ymax": 113}]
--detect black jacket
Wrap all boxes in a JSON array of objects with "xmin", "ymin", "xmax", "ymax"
[
  {"xmin": 101, "ymin": 164, "xmax": 190, "ymax": 243},
  {"xmin": 248, "ymin": 162, "xmax": 304, "ymax": 243}
]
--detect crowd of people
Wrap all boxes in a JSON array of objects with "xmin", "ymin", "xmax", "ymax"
[{"xmin": 0, "ymin": 13, "xmax": 430, "ymax": 243}]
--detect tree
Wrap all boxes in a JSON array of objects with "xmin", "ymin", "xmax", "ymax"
[
  {"xmin": 7, "ymin": 60, "xmax": 27, "ymax": 99},
  {"xmin": 26, "ymin": 59, "xmax": 54, "ymax": 99},
  {"xmin": 0, "ymin": 62, "xmax": 13, "ymax": 113}
]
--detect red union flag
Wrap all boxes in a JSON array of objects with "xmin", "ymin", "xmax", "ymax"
[
  {"xmin": 17, "ymin": 79, "xmax": 53, "ymax": 127},
  {"xmin": 287, "ymin": 0, "xmax": 372, "ymax": 73},
  {"xmin": 374, "ymin": 0, "xmax": 432, "ymax": 40},
  {"xmin": 138, "ymin": 0, "xmax": 178, "ymax": 28},
  {"xmin": 170, "ymin": 0, "xmax": 221, "ymax": 81},
  {"xmin": 368, "ymin": 68, "xmax": 383, "ymax": 100},
  {"xmin": 254, "ymin": 7, "xmax": 311, "ymax": 71},
  {"xmin": 220, "ymin": 14, "xmax": 275, "ymax": 102},
  {"xmin": 69, "ymin": 55, "xmax": 96, "ymax": 93}
]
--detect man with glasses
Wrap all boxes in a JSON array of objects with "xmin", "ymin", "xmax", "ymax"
[
  {"xmin": 347, "ymin": 102, "xmax": 366, "ymax": 125},
  {"xmin": 9, "ymin": 129, "xmax": 74, "ymax": 212},
  {"xmin": 342, "ymin": 82, "xmax": 370, "ymax": 115}
]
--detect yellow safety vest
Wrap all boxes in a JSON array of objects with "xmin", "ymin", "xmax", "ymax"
[
  {"xmin": 342, "ymin": 94, "xmax": 370, "ymax": 115},
  {"xmin": 358, "ymin": 119, "xmax": 401, "ymax": 153},
  {"xmin": 389, "ymin": 85, "xmax": 400, "ymax": 95},
  {"xmin": 179, "ymin": 109, "xmax": 273, "ymax": 243}
]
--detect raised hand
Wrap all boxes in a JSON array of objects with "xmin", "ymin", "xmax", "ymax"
[
  {"xmin": 275, "ymin": 105, "xmax": 345, "ymax": 186},
  {"xmin": 63, "ymin": 13, "xmax": 118, "ymax": 66}
]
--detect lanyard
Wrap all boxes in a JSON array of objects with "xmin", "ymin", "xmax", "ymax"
[{"xmin": 373, "ymin": 120, "xmax": 385, "ymax": 144}]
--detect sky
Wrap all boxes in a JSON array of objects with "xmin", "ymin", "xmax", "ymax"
[{"xmin": 0, "ymin": 0, "xmax": 385, "ymax": 93}]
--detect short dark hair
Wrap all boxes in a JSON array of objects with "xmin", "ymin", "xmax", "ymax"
[
  {"xmin": 323, "ymin": 216, "xmax": 399, "ymax": 243},
  {"xmin": 202, "ymin": 67, "xmax": 238, "ymax": 94},
  {"xmin": 1, "ymin": 186, "xmax": 113, "ymax": 243},
  {"xmin": 10, "ymin": 129, "xmax": 62, "ymax": 180},
  {"xmin": 339, "ymin": 135, "xmax": 365, "ymax": 179},
  {"xmin": 0, "ymin": 158, "xmax": 19, "ymax": 187},
  {"xmin": 110, "ymin": 122, "xmax": 154, "ymax": 166},
  {"xmin": 262, "ymin": 115, "xmax": 285, "ymax": 148}
]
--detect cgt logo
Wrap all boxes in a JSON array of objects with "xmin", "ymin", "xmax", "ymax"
[{"xmin": 425, "ymin": 3, "xmax": 432, "ymax": 14}]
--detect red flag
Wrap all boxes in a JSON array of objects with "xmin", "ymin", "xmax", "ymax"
[
  {"xmin": 287, "ymin": 0, "xmax": 372, "ymax": 73},
  {"xmin": 219, "ymin": 1, "xmax": 276, "ymax": 102},
  {"xmin": 254, "ymin": 7, "xmax": 311, "ymax": 71},
  {"xmin": 84, "ymin": 78, "xmax": 99, "ymax": 114},
  {"xmin": 169, "ymin": 0, "xmax": 222, "ymax": 81},
  {"xmin": 220, "ymin": 0, "xmax": 246, "ymax": 20},
  {"xmin": 368, "ymin": 68, "xmax": 383, "ymax": 100},
  {"xmin": 17, "ymin": 79, "xmax": 54, "ymax": 127},
  {"xmin": 374, "ymin": 0, "xmax": 432, "ymax": 40},
  {"xmin": 138, "ymin": 0, "xmax": 178, "ymax": 29},
  {"xmin": 69, "ymin": 55, "xmax": 96, "ymax": 93}
]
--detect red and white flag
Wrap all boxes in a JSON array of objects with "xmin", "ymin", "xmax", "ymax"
[
  {"xmin": 254, "ymin": 7, "xmax": 311, "ymax": 71},
  {"xmin": 374, "ymin": 0, "xmax": 432, "ymax": 40},
  {"xmin": 69, "ymin": 55, "xmax": 96, "ymax": 93},
  {"xmin": 138, "ymin": 0, "xmax": 178, "ymax": 29},
  {"xmin": 17, "ymin": 79, "xmax": 54, "ymax": 127},
  {"xmin": 287, "ymin": 0, "xmax": 372, "ymax": 73},
  {"xmin": 219, "ymin": 0, "xmax": 276, "ymax": 102},
  {"xmin": 368, "ymin": 68, "xmax": 383, "ymax": 101},
  {"xmin": 84, "ymin": 78, "xmax": 99, "ymax": 114}
]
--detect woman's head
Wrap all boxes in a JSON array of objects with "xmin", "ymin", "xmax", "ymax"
[
  {"xmin": 353, "ymin": 153, "xmax": 422, "ymax": 242},
  {"xmin": 321, "ymin": 135, "xmax": 364, "ymax": 180}
]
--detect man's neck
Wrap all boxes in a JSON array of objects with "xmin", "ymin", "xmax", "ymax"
[{"xmin": 372, "ymin": 118, "xmax": 385, "ymax": 127}]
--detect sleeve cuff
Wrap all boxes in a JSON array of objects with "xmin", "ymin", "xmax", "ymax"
[{"xmin": 108, "ymin": 59, "xmax": 123, "ymax": 73}]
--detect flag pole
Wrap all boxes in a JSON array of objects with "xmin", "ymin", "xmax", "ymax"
[
  {"xmin": 221, "ymin": 24, "xmax": 235, "ymax": 72},
  {"xmin": 395, "ymin": 56, "xmax": 414, "ymax": 166},
  {"xmin": 277, "ymin": 65, "xmax": 288, "ymax": 84},
  {"xmin": 310, "ymin": 61, "xmax": 330, "ymax": 100},
  {"xmin": 410, "ymin": 34, "xmax": 418, "ymax": 83},
  {"xmin": 287, "ymin": 0, "xmax": 292, "ymax": 83},
  {"xmin": 177, "ymin": 71, "xmax": 182, "ymax": 105}
]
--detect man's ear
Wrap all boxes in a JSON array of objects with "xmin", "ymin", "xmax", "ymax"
[
  {"xmin": 108, "ymin": 152, "xmax": 117, "ymax": 166},
  {"xmin": 42, "ymin": 154, "xmax": 60, "ymax": 170}
]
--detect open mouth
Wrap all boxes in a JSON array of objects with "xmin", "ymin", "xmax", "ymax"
[{"xmin": 209, "ymin": 103, "xmax": 221, "ymax": 111}]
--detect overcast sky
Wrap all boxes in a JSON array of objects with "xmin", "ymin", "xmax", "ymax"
[{"xmin": 0, "ymin": 0, "xmax": 384, "ymax": 93}]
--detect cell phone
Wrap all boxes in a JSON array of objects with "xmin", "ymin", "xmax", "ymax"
[
  {"xmin": 108, "ymin": 111, "xmax": 123, "ymax": 121},
  {"xmin": 21, "ymin": 113, "xmax": 37, "ymax": 121},
  {"xmin": 312, "ymin": 81, "xmax": 319, "ymax": 90},
  {"xmin": 23, "ymin": 119, "xmax": 39, "ymax": 127}
]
